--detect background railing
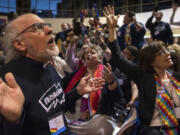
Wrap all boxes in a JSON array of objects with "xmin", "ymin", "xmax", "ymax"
[{"xmin": 0, "ymin": 0, "xmax": 177, "ymax": 18}]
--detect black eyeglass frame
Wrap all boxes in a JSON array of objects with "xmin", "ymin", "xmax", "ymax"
[{"xmin": 14, "ymin": 22, "xmax": 51, "ymax": 39}]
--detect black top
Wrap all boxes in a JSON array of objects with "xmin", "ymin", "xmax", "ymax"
[
  {"xmin": 0, "ymin": 56, "xmax": 81, "ymax": 135},
  {"xmin": 108, "ymin": 40, "xmax": 180, "ymax": 126},
  {"xmin": 117, "ymin": 23, "xmax": 146, "ymax": 50},
  {"xmin": 145, "ymin": 16, "xmax": 174, "ymax": 45},
  {"xmin": 98, "ymin": 74, "xmax": 125, "ymax": 116}
]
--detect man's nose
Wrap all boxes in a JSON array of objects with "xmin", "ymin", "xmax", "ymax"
[{"xmin": 44, "ymin": 25, "xmax": 53, "ymax": 35}]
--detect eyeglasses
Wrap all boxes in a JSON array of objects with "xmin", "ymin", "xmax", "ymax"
[{"xmin": 14, "ymin": 22, "xmax": 51, "ymax": 39}]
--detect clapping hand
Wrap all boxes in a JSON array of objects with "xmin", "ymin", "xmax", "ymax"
[
  {"xmin": 77, "ymin": 74, "xmax": 105, "ymax": 95},
  {"xmin": 102, "ymin": 63, "xmax": 114, "ymax": 84}
]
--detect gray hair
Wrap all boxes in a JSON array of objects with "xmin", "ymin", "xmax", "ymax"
[
  {"xmin": 85, "ymin": 44, "xmax": 104, "ymax": 60},
  {"xmin": 1, "ymin": 22, "xmax": 21, "ymax": 63},
  {"xmin": 91, "ymin": 44, "xmax": 104, "ymax": 59}
]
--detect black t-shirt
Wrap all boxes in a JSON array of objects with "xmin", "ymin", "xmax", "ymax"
[{"xmin": 0, "ymin": 56, "xmax": 80, "ymax": 135}]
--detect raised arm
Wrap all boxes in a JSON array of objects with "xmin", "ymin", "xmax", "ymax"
[
  {"xmin": 103, "ymin": 5, "xmax": 142, "ymax": 83},
  {"xmin": 103, "ymin": 5, "xmax": 117, "ymax": 42},
  {"xmin": 145, "ymin": 11, "xmax": 155, "ymax": 30},
  {"xmin": 170, "ymin": 4, "xmax": 180, "ymax": 26},
  {"xmin": 65, "ymin": 36, "xmax": 80, "ymax": 71},
  {"xmin": 133, "ymin": 16, "xmax": 143, "ymax": 32},
  {"xmin": 166, "ymin": 23, "xmax": 174, "ymax": 45}
]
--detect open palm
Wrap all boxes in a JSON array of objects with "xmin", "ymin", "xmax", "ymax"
[
  {"xmin": 77, "ymin": 74, "xmax": 105, "ymax": 95},
  {"xmin": 0, "ymin": 72, "xmax": 24, "ymax": 122},
  {"xmin": 103, "ymin": 5, "xmax": 118, "ymax": 29}
]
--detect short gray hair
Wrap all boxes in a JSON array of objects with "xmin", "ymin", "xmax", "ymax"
[
  {"xmin": 1, "ymin": 22, "xmax": 21, "ymax": 63},
  {"xmin": 83, "ymin": 44, "xmax": 104, "ymax": 61}
]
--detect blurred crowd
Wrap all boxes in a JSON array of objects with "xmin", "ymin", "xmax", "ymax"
[{"xmin": 0, "ymin": 2, "xmax": 180, "ymax": 135}]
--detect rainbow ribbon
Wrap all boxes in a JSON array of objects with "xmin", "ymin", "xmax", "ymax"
[
  {"xmin": 154, "ymin": 72, "xmax": 179, "ymax": 135},
  {"xmin": 88, "ymin": 64, "xmax": 103, "ymax": 115}
]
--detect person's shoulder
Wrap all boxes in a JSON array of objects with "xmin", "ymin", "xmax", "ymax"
[
  {"xmin": 160, "ymin": 21, "xmax": 169, "ymax": 26},
  {"xmin": 0, "ymin": 60, "xmax": 17, "ymax": 79},
  {"xmin": 119, "ymin": 24, "xmax": 127, "ymax": 29},
  {"xmin": 46, "ymin": 63, "xmax": 57, "ymax": 71},
  {"xmin": 56, "ymin": 31, "xmax": 64, "ymax": 37},
  {"xmin": 54, "ymin": 56, "xmax": 65, "ymax": 63},
  {"xmin": 137, "ymin": 22, "xmax": 145, "ymax": 27},
  {"xmin": 118, "ymin": 25, "xmax": 126, "ymax": 33},
  {"xmin": 165, "ymin": 22, "xmax": 171, "ymax": 27},
  {"xmin": 122, "ymin": 24, "xmax": 127, "ymax": 27}
]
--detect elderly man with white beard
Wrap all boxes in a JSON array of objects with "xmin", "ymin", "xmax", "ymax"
[{"xmin": 0, "ymin": 13, "xmax": 105, "ymax": 135}]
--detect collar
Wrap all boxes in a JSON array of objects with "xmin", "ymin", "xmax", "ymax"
[{"xmin": 18, "ymin": 56, "xmax": 44, "ymax": 68}]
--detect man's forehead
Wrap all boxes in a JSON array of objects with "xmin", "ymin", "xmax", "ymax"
[{"xmin": 11, "ymin": 14, "xmax": 44, "ymax": 29}]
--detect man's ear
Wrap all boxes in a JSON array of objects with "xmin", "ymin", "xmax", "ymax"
[{"xmin": 12, "ymin": 39, "xmax": 26, "ymax": 51}]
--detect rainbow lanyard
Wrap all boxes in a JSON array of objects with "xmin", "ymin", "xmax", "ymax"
[
  {"xmin": 88, "ymin": 64, "xmax": 104, "ymax": 115},
  {"xmin": 154, "ymin": 72, "xmax": 179, "ymax": 135},
  {"xmin": 125, "ymin": 24, "xmax": 131, "ymax": 46},
  {"xmin": 168, "ymin": 72, "xmax": 180, "ymax": 98}
]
